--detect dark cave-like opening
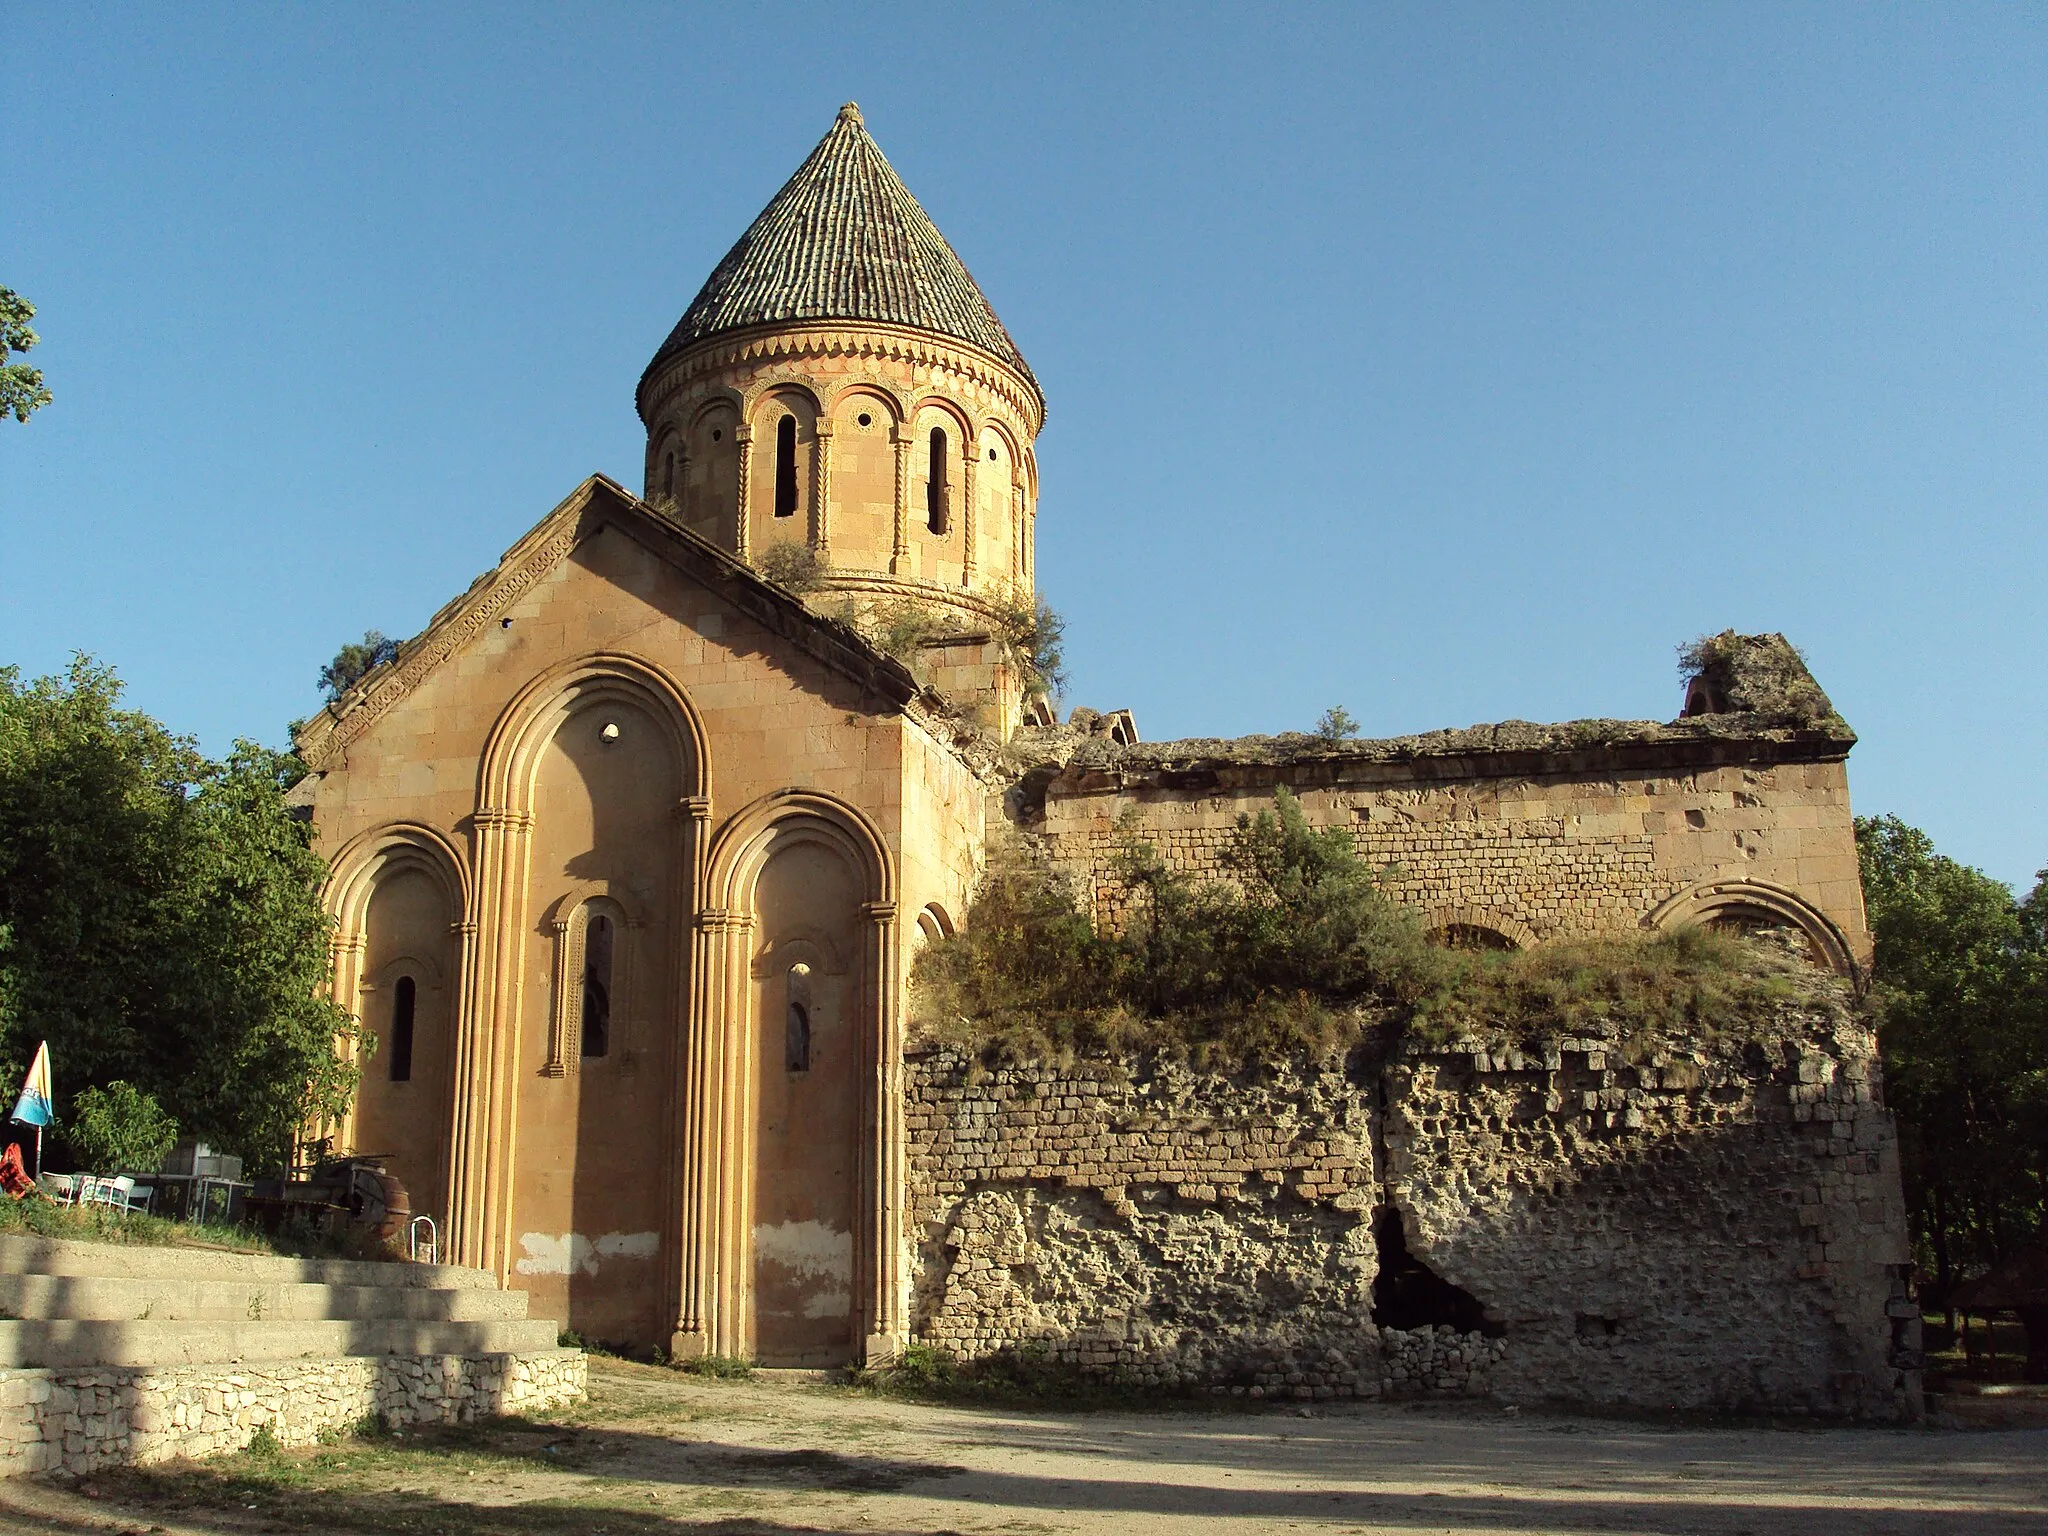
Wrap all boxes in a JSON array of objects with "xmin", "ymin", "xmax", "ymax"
[{"xmin": 1370, "ymin": 1206, "xmax": 1500, "ymax": 1336}]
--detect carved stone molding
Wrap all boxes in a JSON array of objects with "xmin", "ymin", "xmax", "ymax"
[{"xmin": 639, "ymin": 321, "xmax": 1043, "ymax": 437}]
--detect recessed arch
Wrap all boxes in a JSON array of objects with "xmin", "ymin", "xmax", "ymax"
[
  {"xmin": 478, "ymin": 652, "xmax": 709, "ymax": 815},
  {"xmin": 324, "ymin": 822, "xmax": 471, "ymax": 936},
  {"xmin": 685, "ymin": 389, "xmax": 746, "ymax": 433},
  {"xmin": 914, "ymin": 903, "xmax": 956, "ymax": 947},
  {"xmin": 742, "ymin": 378, "xmax": 825, "ymax": 425},
  {"xmin": 1423, "ymin": 905, "xmax": 1535, "ymax": 952},
  {"xmin": 825, "ymin": 380, "xmax": 909, "ymax": 427},
  {"xmin": 978, "ymin": 419, "xmax": 1022, "ymax": 468},
  {"xmin": 706, "ymin": 788, "xmax": 894, "ymax": 913},
  {"xmin": 1643, "ymin": 877, "xmax": 1858, "ymax": 981},
  {"xmin": 688, "ymin": 787, "xmax": 898, "ymax": 1363},
  {"xmin": 906, "ymin": 394, "xmax": 973, "ymax": 441}
]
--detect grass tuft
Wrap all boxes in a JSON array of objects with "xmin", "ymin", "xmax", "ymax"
[{"xmin": 0, "ymin": 1192, "xmax": 395, "ymax": 1260}]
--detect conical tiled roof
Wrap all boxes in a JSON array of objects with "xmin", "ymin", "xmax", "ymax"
[{"xmin": 643, "ymin": 104, "xmax": 1034, "ymax": 391}]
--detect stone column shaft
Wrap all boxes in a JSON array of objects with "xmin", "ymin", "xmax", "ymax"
[
  {"xmin": 960, "ymin": 444, "xmax": 978, "ymax": 587},
  {"xmin": 860, "ymin": 899, "xmax": 903, "ymax": 1362},
  {"xmin": 732, "ymin": 425, "xmax": 754, "ymax": 560},
  {"xmin": 890, "ymin": 430, "xmax": 911, "ymax": 575},
  {"xmin": 811, "ymin": 421, "xmax": 833, "ymax": 556}
]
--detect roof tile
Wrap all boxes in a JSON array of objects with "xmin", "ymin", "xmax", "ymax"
[{"xmin": 644, "ymin": 104, "xmax": 1034, "ymax": 388}]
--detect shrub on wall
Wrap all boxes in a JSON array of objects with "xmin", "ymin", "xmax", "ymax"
[{"xmin": 914, "ymin": 788, "xmax": 1821, "ymax": 1066}]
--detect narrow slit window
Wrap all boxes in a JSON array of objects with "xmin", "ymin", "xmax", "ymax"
[
  {"xmin": 581, "ymin": 913, "xmax": 613, "ymax": 1059},
  {"xmin": 774, "ymin": 415, "xmax": 799, "ymax": 518},
  {"xmin": 926, "ymin": 428, "xmax": 949, "ymax": 534},
  {"xmin": 785, "ymin": 963, "xmax": 812, "ymax": 1073},
  {"xmin": 663, "ymin": 451, "xmax": 676, "ymax": 497},
  {"xmin": 389, "ymin": 976, "xmax": 416, "ymax": 1083}
]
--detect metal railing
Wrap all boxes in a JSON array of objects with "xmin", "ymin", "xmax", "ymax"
[{"xmin": 408, "ymin": 1214, "xmax": 440, "ymax": 1265}]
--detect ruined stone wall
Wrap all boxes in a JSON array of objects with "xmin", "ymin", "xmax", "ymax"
[
  {"xmin": 1033, "ymin": 747, "xmax": 1868, "ymax": 967},
  {"xmin": 1384, "ymin": 1007, "xmax": 1916, "ymax": 1418},
  {"xmin": 903, "ymin": 992, "xmax": 1917, "ymax": 1416},
  {"xmin": 904, "ymin": 1052, "xmax": 1396, "ymax": 1399}
]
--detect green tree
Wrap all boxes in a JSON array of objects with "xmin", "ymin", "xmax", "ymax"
[
  {"xmin": 0, "ymin": 657, "xmax": 360, "ymax": 1172},
  {"xmin": 1, "ymin": 289, "xmax": 53, "ymax": 425},
  {"xmin": 1857, "ymin": 815, "xmax": 2048, "ymax": 1299},
  {"xmin": 1314, "ymin": 706, "xmax": 1359, "ymax": 744},
  {"xmin": 64, "ymin": 1081, "xmax": 178, "ymax": 1174},
  {"xmin": 318, "ymin": 631, "xmax": 401, "ymax": 703}
]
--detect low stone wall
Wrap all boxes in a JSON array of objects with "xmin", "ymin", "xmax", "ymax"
[
  {"xmin": 0, "ymin": 1348, "xmax": 585, "ymax": 1477},
  {"xmin": 904, "ymin": 990, "xmax": 1918, "ymax": 1417}
]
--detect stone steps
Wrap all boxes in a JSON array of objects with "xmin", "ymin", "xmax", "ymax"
[
  {"xmin": 0, "ymin": 1228, "xmax": 583, "ymax": 1475},
  {"xmin": 0, "ymin": 1315, "xmax": 562, "ymax": 1369},
  {"xmin": 0, "ymin": 1233, "xmax": 495, "ymax": 1290},
  {"xmin": 0, "ymin": 1273, "xmax": 530, "ymax": 1323}
]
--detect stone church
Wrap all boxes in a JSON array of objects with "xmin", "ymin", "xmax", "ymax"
[{"xmin": 295, "ymin": 105, "xmax": 1886, "ymax": 1390}]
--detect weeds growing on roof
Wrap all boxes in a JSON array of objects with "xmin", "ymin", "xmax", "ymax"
[{"xmin": 911, "ymin": 789, "xmax": 1828, "ymax": 1068}]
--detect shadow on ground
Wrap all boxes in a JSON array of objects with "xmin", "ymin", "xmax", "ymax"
[{"xmin": 22, "ymin": 1413, "xmax": 2044, "ymax": 1536}]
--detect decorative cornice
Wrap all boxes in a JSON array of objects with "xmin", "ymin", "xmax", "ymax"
[
  {"xmin": 639, "ymin": 321, "xmax": 1043, "ymax": 436},
  {"xmin": 296, "ymin": 492, "xmax": 588, "ymax": 770},
  {"xmin": 1048, "ymin": 725, "xmax": 1857, "ymax": 801},
  {"xmin": 808, "ymin": 570, "xmax": 1020, "ymax": 624},
  {"xmin": 293, "ymin": 476, "xmax": 924, "ymax": 777}
]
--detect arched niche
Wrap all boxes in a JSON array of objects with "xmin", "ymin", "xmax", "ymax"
[
  {"xmin": 830, "ymin": 387, "xmax": 904, "ymax": 565},
  {"xmin": 1643, "ymin": 877, "xmax": 1858, "ymax": 982},
  {"xmin": 686, "ymin": 790, "xmax": 899, "ymax": 1366},
  {"xmin": 321, "ymin": 823, "xmax": 468, "ymax": 1228},
  {"xmin": 479, "ymin": 653, "xmax": 708, "ymax": 814},
  {"xmin": 1423, "ymin": 905, "xmax": 1535, "ymax": 953},
  {"xmin": 681, "ymin": 396, "xmax": 742, "ymax": 543},
  {"xmin": 466, "ymin": 654, "xmax": 708, "ymax": 1341},
  {"xmin": 908, "ymin": 399, "xmax": 972, "ymax": 551},
  {"xmin": 746, "ymin": 385, "xmax": 823, "ymax": 549}
]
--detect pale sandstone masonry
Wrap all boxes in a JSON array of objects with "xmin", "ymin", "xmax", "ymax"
[
  {"xmin": 0, "ymin": 1349, "xmax": 584, "ymax": 1477},
  {"xmin": 1017, "ymin": 712, "xmax": 1870, "ymax": 974},
  {"xmin": 904, "ymin": 988, "xmax": 1918, "ymax": 1416}
]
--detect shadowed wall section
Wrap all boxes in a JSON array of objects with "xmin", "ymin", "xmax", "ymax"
[
  {"xmin": 513, "ymin": 696, "xmax": 681, "ymax": 1345},
  {"xmin": 748, "ymin": 832, "xmax": 863, "ymax": 1365}
]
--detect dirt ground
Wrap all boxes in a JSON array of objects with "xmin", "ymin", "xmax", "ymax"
[{"xmin": 3, "ymin": 1358, "xmax": 2046, "ymax": 1536}]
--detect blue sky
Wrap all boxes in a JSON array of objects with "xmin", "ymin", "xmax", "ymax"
[{"xmin": 5, "ymin": 5, "xmax": 2044, "ymax": 891}]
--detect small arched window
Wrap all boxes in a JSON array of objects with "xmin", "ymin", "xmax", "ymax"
[
  {"xmin": 785, "ymin": 963, "xmax": 812, "ymax": 1073},
  {"xmin": 926, "ymin": 427, "xmax": 949, "ymax": 534},
  {"xmin": 774, "ymin": 415, "xmax": 799, "ymax": 518},
  {"xmin": 581, "ymin": 912, "xmax": 613, "ymax": 1059},
  {"xmin": 389, "ymin": 976, "xmax": 416, "ymax": 1083}
]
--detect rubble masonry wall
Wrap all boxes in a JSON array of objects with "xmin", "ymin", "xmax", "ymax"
[{"xmin": 904, "ymin": 997, "xmax": 1917, "ymax": 1417}]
